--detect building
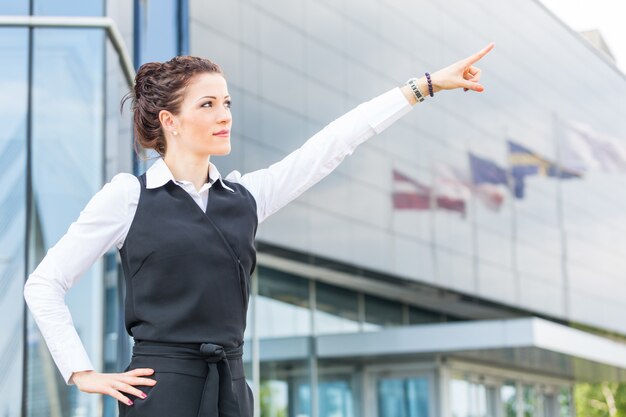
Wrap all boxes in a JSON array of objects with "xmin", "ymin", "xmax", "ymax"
[{"xmin": 3, "ymin": 0, "xmax": 626, "ymax": 416}]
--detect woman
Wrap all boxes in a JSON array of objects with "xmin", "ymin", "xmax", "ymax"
[{"xmin": 24, "ymin": 42, "xmax": 494, "ymax": 416}]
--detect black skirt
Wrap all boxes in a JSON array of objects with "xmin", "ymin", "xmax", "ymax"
[{"xmin": 118, "ymin": 340, "xmax": 253, "ymax": 417}]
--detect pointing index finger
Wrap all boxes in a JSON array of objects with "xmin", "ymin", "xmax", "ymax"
[{"xmin": 466, "ymin": 42, "xmax": 495, "ymax": 65}]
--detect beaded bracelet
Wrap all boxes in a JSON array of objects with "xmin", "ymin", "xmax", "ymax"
[{"xmin": 424, "ymin": 72, "xmax": 434, "ymax": 97}]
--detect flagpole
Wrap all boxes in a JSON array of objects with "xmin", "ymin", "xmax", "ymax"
[
  {"xmin": 464, "ymin": 149, "xmax": 480, "ymax": 294},
  {"xmin": 429, "ymin": 160, "xmax": 439, "ymax": 285},
  {"xmin": 553, "ymin": 112, "xmax": 571, "ymax": 318},
  {"xmin": 505, "ymin": 129, "xmax": 521, "ymax": 306},
  {"xmin": 470, "ymin": 166, "xmax": 480, "ymax": 294}
]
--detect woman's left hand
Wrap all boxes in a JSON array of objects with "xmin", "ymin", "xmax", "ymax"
[{"xmin": 429, "ymin": 42, "xmax": 495, "ymax": 93}]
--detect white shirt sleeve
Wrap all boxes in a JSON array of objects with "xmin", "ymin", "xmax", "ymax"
[
  {"xmin": 226, "ymin": 86, "xmax": 413, "ymax": 224},
  {"xmin": 23, "ymin": 172, "xmax": 139, "ymax": 385}
]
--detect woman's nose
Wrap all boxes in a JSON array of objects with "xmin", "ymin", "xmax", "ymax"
[{"xmin": 216, "ymin": 107, "xmax": 232, "ymax": 124}]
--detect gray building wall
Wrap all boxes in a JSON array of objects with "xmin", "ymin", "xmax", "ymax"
[{"xmin": 192, "ymin": 0, "xmax": 626, "ymax": 335}]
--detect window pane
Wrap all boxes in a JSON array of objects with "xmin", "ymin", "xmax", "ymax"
[
  {"xmin": 318, "ymin": 376, "xmax": 355, "ymax": 417},
  {"xmin": 409, "ymin": 306, "xmax": 445, "ymax": 325},
  {"xmin": 451, "ymin": 379, "xmax": 470, "ymax": 417},
  {"xmin": 27, "ymin": 27, "xmax": 104, "ymax": 417},
  {"xmin": 0, "ymin": 0, "xmax": 28, "ymax": 14},
  {"xmin": 523, "ymin": 385, "xmax": 536, "ymax": 417},
  {"xmin": 501, "ymin": 383, "xmax": 517, "ymax": 417},
  {"xmin": 0, "ymin": 27, "xmax": 28, "ymax": 417},
  {"xmin": 558, "ymin": 387, "xmax": 572, "ymax": 417},
  {"xmin": 34, "ymin": 0, "xmax": 103, "ymax": 16},
  {"xmin": 364, "ymin": 294, "xmax": 403, "ymax": 329},
  {"xmin": 315, "ymin": 282, "xmax": 359, "ymax": 335},
  {"xmin": 257, "ymin": 266, "xmax": 311, "ymax": 337},
  {"xmin": 136, "ymin": 0, "xmax": 180, "ymax": 65},
  {"xmin": 378, "ymin": 377, "xmax": 430, "ymax": 417}
]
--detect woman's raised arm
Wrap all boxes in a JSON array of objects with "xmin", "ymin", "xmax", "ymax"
[{"xmin": 229, "ymin": 43, "xmax": 495, "ymax": 224}]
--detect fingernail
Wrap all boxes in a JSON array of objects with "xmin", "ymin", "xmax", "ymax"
[
  {"xmin": 141, "ymin": 393, "xmax": 147, "ymax": 399},
  {"xmin": 128, "ymin": 400, "xmax": 133, "ymax": 406}
]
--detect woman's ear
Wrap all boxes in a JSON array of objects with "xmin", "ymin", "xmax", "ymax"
[{"xmin": 159, "ymin": 109, "xmax": 177, "ymax": 134}]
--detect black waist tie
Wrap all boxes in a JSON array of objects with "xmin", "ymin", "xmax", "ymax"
[{"xmin": 131, "ymin": 340, "xmax": 246, "ymax": 417}]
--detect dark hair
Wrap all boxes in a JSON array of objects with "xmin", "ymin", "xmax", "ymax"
[{"xmin": 121, "ymin": 55, "xmax": 224, "ymax": 157}]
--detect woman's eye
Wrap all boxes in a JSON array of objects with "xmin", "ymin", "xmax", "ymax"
[{"xmin": 201, "ymin": 100, "xmax": 231, "ymax": 108}]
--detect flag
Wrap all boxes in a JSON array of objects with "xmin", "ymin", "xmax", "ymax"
[
  {"xmin": 392, "ymin": 169, "xmax": 430, "ymax": 210},
  {"xmin": 474, "ymin": 183, "xmax": 505, "ymax": 211},
  {"xmin": 433, "ymin": 163, "xmax": 471, "ymax": 201},
  {"xmin": 468, "ymin": 153, "xmax": 508, "ymax": 186},
  {"xmin": 560, "ymin": 121, "xmax": 626, "ymax": 173},
  {"xmin": 392, "ymin": 168, "xmax": 465, "ymax": 216},
  {"xmin": 508, "ymin": 140, "xmax": 581, "ymax": 198},
  {"xmin": 465, "ymin": 155, "xmax": 507, "ymax": 211},
  {"xmin": 437, "ymin": 163, "xmax": 506, "ymax": 213}
]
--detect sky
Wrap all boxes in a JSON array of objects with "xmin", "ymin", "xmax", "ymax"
[{"xmin": 538, "ymin": 0, "xmax": 626, "ymax": 75}]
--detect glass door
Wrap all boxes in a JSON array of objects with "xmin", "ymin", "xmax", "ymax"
[{"xmin": 368, "ymin": 369, "xmax": 434, "ymax": 417}]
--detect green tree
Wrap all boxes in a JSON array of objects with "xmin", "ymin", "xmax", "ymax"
[
  {"xmin": 260, "ymin": 381, "xmax": 287, "ymax": 417},
  {"xmin": 575, "ymin": 383, "xmax": 626, "ymax": 417}
]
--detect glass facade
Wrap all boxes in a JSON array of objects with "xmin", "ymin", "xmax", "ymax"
[
  {"xmin": 134, "ymin": 0, "xmax": 188, "ymax": 66},
  {"xmin": 191, "ymin": 0, "xmax": 626, "ymax": 337},
  {"xmin": 0, "ymin": 26, "xmax": 28, "ymax": 417},
  {"xmin": 1, "ymin": 0, "xmax": 136, "ymax": 415},
  {"xmin": 250, "ymin": 263, "xmax": 499, "ymax": 417},
  {"xmin": 451, "ymin": 376, "xmax": 572, "ymax": 417},
  {"xmin": 27, "ymin": 25, "xmax": 106, "ymax": 417}
]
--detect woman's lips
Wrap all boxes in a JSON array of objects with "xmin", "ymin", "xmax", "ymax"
[{"xmin": 213, "ymin": 130, "xmax": 230, "ymax": 137}]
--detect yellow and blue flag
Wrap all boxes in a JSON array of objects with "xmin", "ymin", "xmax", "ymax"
[{"xmin": 508, "ymin": 140, "xmax": 581, "ymax": 198}]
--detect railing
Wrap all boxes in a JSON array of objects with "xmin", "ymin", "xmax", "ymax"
[{"xmin": 0, "ymin": 15, "xmax": 134, "ymax": 86}]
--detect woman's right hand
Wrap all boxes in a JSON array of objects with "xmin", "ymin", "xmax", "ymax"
[{"xmin": 70, "ymin": 368, "xmax": 157, "ymax": 406}]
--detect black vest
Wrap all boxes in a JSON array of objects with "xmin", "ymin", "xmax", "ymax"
[{"xmin": 119, "ymin": 173, "xmax": 258, "ymax": 349}]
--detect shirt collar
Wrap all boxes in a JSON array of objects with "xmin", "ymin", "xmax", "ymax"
[{"xmin": 145, "ymin": 157, "xmax": 235, "ymax": 193}]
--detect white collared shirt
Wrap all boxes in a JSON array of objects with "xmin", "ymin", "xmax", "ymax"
[{"xmin": 23, "ymin": 87, "xmax": 413, "ymax": 384}]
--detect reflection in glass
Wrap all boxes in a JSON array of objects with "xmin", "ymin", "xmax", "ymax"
[
  {"xmin": 486, "ymin": 386, "xmax": 498, "ymax": 417},
  {"xmin": 315, "ymin": 282, "xmax": 359, "ymax": 335},
  {"xmin": 501, "ymin": 383, "xmax": 517, "ymax": 417},
  {"xmin": 451, "ymin": 379, "xmax": 470, "ymax": 417},
  {"xmin": 377, "ymin": 376, "xmax": 429, "ymax": 417},
  {"xmin": 409, "ymin": 306, "xmax": 445, "ymax": 325},
  {"xmin": 257, "ymin": 266, "xmax": 311, "ymax": 337},
  {"xmin": 34, "ymin": 0, "xmax": 103, "ymax": 17},
  {"xmin": 472, "ymin": 383, "xmax": 488, "ymax": 417},
  {"xmin": 318, "ymin": 375, "xmax": 355, "ymax": 417},
  {"xmin": 260, "ymin": 379, "xmax": 289, "ymax": 417},
  {"xmin": 0, "ymin": 27, "xmax": 28, "ymax": 417},
  {"xmin": 451, "ymin": 378, "xmax": 494, "ymax": 417},
  {"xmin": 27, "ymin": 27, "xmax": 105, "ymax": 417},
  {"xmin": 558, "ymin": 387, "xmax": 572, "ymax": 417},
  {"xmin": 0, "ymin": 0, "xmax": 28, "ymax": 14},
  {"xmin": 364, "ymin": 294, "xmax": 403, "ymax": 330},
  {"xmin": 135, "ymin": 0, "xmax": 184, "ymax": 65},
  {"xmin": 523, "ymin": 385, "xmax": 536, "ymax": 417},
  {"xmin": 259, "ymin": 360, "xmax": 311, "ymax": 417}
]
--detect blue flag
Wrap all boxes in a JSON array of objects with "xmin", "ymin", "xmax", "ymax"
[{"xmin": 469, "ymin": 153, "xmax": 509, "ymax": 186}]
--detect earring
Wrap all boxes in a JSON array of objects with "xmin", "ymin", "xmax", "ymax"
[{"xmin": 173, "ymin": 131, "xmax": 178, "ymax": 136}]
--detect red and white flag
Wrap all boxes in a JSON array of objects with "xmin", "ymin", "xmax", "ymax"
[
  {"xmin": 435, "ymin": 163, "xmax": 505, "ymax": 212},
  {"xmin": 392, "ymin": 168, "xmax": 466, "ymax": 216}
]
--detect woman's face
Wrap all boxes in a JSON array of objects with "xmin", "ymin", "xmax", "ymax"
[{"xmin": 166, "ymin": 72, "xmax": 232, "ymax": 157}]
